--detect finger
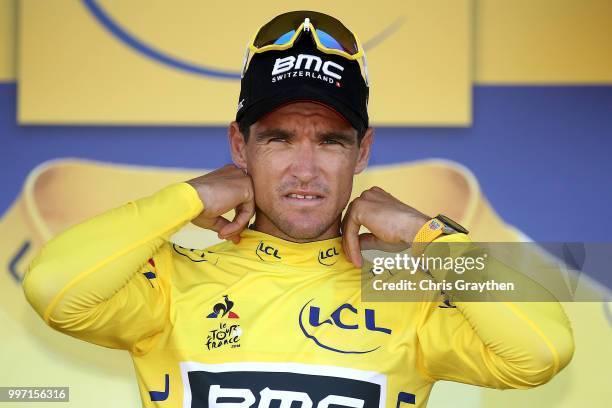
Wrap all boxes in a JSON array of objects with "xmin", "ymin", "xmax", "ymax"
[
  {"xmin": 218, "ymin": 173, "xmax": 255, "ymax": 239},
  {"xmin": 220, "ymin": 230, "xmax": 241, "ymax": 244},
  {"xmin": 358, "ymin": 233, "xmax": 379, "ymax": 251},
  {"xmin": 341, "ymin": 201, "xmax": 355, "ymax": 261},
  {"xmin": 219, "ymin": 200, "xmax": 255, "ymax": 238},
  {"xmin": 192, "ymin": 214, "xmax": 231, "ymax": 232},
  {"xmin": 342, "ymin": 206, "xmax": 363, "ymax": 267},
  {"xmin": 217, "ymin": 222, "xmax": 242, "ymax": 244}
]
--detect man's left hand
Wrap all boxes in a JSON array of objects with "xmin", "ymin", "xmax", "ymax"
[{"xmin": 341, "ymin": 187, "xmax": 430, "ymax": 267}]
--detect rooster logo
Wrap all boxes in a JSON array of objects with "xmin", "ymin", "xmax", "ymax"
[{"xmin": 206, "ymin": 295, "xmax": 239, "ymax": 318}]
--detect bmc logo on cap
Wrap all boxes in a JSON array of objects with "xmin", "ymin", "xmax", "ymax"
[{"xmin": 272, "ymin": 54, "xmax": 344, "ymax": 80}]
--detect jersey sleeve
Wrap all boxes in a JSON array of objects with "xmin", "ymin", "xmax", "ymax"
[
  {"xmin": 23, "ymin": 182, "xmax": 204, "ymax": 354},
  {"xmin": 416, "ymin": 234, "xmax": 575, "ymax": 389}
]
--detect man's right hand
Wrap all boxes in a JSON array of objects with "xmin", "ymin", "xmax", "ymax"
[{"xmin": 186, "ymin": 164, "xmax": 255, "ymax": 244}]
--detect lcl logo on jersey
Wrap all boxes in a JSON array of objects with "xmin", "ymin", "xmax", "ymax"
[
  {"xmin": 255, "ymin": 241, "xmax": 282, "ymax": 261},
  {"xmin": 173, "ymin": 243, "xmax": 217, "ymax": 264},
  {"xmin": 318, "ymin": 246, "xmax": 340, "ymax": 266},
  {"xmin": 271, "ymin": 54, "xmax": 344, "ymax": 85},
  {"xmin": 299, "ymin": 299, "xmax": 392, "ymax": 354}
]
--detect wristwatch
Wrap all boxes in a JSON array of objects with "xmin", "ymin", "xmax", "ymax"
[{"xmin": 412, "ymin": 214, "xmax": 469, "ymax": 257}]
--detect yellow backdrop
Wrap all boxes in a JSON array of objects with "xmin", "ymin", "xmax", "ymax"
[{"xmin": 17, "ymin": 0, "xmax": 472, "ymax": 125}]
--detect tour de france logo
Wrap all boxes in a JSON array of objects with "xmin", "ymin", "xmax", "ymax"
[
  {"xmin": 205, "ymin": 295, "xmax": 241, "ymax": 350},
  {"xmin": 206, "ymin": 322, "xmax": 242, "ymax": 350}
]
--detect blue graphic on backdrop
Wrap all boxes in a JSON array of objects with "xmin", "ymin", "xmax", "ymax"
[{"xmin": 81, "ymin": 0, "xmax": 405, "ymax": 79}]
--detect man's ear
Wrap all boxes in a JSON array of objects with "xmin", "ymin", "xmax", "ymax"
[
  {"xmin": 354, "ymin": 127, "xmax": 374, "ymax": 174},
  {"xmin": 228, "ymin": 121, "xmax": 248, "ymax": 169}
]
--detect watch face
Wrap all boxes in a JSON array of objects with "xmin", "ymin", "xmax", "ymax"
[{"xmin": 436, "ymin": 214, "xmax": 469, "ymax": 234}]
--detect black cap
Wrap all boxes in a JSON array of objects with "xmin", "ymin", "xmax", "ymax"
[{"xmin": 236, "ymin": 34, "xmax": 369, "ymax": 133}]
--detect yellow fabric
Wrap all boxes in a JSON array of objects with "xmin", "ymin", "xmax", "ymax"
[
  {"xmin": 23, "ymin": 181, "xmax": 573, "ymax": 407},
  {"xmin": 1, "ymin": 158, "xmax": 609, "ymax": 407},
  {"xmin": 420, "ymin": 235, "xmax": 574, "ymax": 387}
]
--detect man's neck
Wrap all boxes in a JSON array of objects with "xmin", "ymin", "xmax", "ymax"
[{"xmin": 251, "ymin": 212, "xmax": 341, "ymax": 243}]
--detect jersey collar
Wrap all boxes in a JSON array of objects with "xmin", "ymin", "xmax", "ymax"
[{"xmin": 236, "ymin": 228, "xmax": 353, "ymax": 270}]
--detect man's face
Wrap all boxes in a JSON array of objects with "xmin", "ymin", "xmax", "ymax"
[{"xmin": 230, "ymin": 101, "xmax": 372, "ymax": 241}]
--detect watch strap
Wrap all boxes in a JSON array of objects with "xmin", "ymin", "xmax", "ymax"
[
  {"xmin": 412, "ymin": 218, "xmax": 446, "ymax": 257},
  {"xmin": 412, "ymin": 215, "xmax": 469, "ymax": 257}
]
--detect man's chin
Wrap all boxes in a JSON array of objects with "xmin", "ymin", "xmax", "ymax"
[{"xmin": 275, "ymin": 217, "xmax": 336, "ymax": 242}]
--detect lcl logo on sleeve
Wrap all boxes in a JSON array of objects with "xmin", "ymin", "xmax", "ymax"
[{"xmin": 180, "ymin": 362, "xmax": 388, "ymax": 408}]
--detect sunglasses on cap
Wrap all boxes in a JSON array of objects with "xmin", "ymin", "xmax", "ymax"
[{"xmin": 241, "ymin": 10, "xmax": 370, "ymax": 86}]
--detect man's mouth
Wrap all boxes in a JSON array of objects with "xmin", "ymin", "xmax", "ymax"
[
  {"xmin": 283, "ymin": 191, "xmax": 325, "ymax": 204},
  {"xmin": 287, "ymin": 193, "xmax": 322, "ymax": 200}
]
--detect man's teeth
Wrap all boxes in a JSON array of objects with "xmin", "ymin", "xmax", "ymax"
[{"xmin": 288, "ymin": 193, "xmax": 319, "ymax": 200}]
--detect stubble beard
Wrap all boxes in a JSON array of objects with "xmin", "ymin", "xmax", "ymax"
[{"xmin": 254, "ymin": 204, "xmax": 342, "ymax": 242}]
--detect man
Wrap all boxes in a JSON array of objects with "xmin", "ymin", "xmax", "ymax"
[{"xmin": 24, "ymin": 11, "xmax": 573, "ymax": 407}]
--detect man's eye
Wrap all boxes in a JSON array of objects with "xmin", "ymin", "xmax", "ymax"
[
  {"xmin": 269, "ymin": 137, "xmax": 288, "ymax": 143},
  {"xmin": 323, "ymin": 139, "xmax": 342, "ymax": 146}
]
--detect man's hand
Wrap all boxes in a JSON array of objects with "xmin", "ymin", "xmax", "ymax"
[
  {"xmin": 341, "ymin": 187, "xmax": 430, "ymax": 267},
  {"xmin": 186, "ymin": 164, "xmax": 255, "ymax": 244}
]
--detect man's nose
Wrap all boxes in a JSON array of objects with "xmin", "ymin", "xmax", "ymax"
[{"xmin": 290, "ymin": 141, "xmax": 318, "ymax": 183}]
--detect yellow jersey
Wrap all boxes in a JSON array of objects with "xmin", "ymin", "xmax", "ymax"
[{"xmin": 23, "ymin": 182, "xmax": 574, "ymax": 407}]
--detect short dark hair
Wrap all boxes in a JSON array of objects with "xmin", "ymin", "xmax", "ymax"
[{"xmin": 238, "ymin": 119, "xmax": 366, "ymax": 145}]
